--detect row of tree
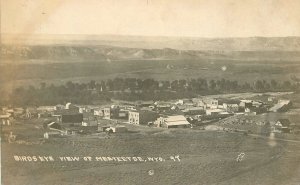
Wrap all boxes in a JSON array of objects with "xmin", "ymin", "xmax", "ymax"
[
  {"xmin": 67, "ymin": 78, "xmax": 296, "ymax": 92},
  {"xmin": 1, "ymin": 78, "xmax": 299, "ymax": 106}
]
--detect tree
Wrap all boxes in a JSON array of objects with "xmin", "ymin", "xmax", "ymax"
[
  {"xmin": 282, "ymin": 81, "xmax": 292, "ymax": 90},
  {"xmin": 66, "ymin": 81, "xmax": 75, "ymax": 90},
  {"xmin": 209, "ymin": 80, "xmax": 216, "ymax": 90},
  {"xmin": 89, "ymin": 80, "xmax": 96, "ymax": 90},
  {"xmin": 171, "ymin": 80, "xmax": 179, "ymax": 90},
  {"xmin": 254, "ymin": 80, "xmax": 264, "ymax": 91},
  {"xmin": 270, "ymin": 79, "xmax": 277, "ymax": 90}
]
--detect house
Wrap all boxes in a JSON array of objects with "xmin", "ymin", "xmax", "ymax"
[
  {"xmin": 103, "ymin": 108, "xmax": 111, "ymax": 119},
  {"xmin": 102, "ymin": 107, "xmax": 129, "ymax": 120},
  {"xmin": 53, "ymin": 110, "xmax": 83, "ymax": 125},
  {"xmin": 82, "ymin": 121, "xmax": 98, "ymax": 126},
  {"xmin": 14, "ymin": 108, "xmax": 24, "ymax": 117},
  {"xmin": 269, "ymin": 100, "xmax": 292, "ymax": 112},
  {"xmin": 155, "ymin": 103, "xmax": 171, "ymax": 112},
  {"xmin": 268, "ymin": 97, "xmax": 275, "ymax": 102},
  {"xmin": 82, "ymin": 113, "xmax": 98, "ymax": 126},
  {"xmin": 239, "ymin": 100, "xmax": 253, "ymax": 109},
  {"xmin": 162, "ymin": 106, "xmax": 184, "ymax": 116},
  {"xmin": 240, "ymin": 100, "xmax": 262, "ymax": 113},
  {"xmin": 93, "ymin": 108, "xmax": 104, "ymax": 117},
  {"xmin": 205, "ymin": 99, "xmax": 219, "ymax": 109},
  {"xmin": 44, "ymin": 131, "xmax": 62, "ymax": 139},
  {"xmin": 175, "ymin": 99, "xmax": 194, "ymax": 106},
  {"xmin": 25, "ymin": 107, "xmax": 38, "ymax": 118},
  {"xmin": 223, "ymin": 103, "xmax": 239, "ymax": 113},
  {"xmin": 206, "ymin": 109, "xmax": 224, "ymax": 116},
  {"xmin": 37, "ymin": 106, "xmax": 57, "ymax": 112},
  {"xmin": 182, "ymin": 107, "xmax": 205, "ymax": 115},
  {"xmin": 193, "ymin": 99, "xmax": 207, "ymax": 108},
  {"xmin": 123, "ymin": 105, "xmax": 136, "ymax": 110},
  {"xmin": 78, "ymin": 107, "xmax": 86, "ymax": 113},
  {"xmin": 272, "ymin": 119, "xmax": 292, "ymax": 133},
  {"xmin": 55, "ymin": 104, "xmax": 65, "ymax": 110},
  {"xmin": 38, "ymin": 112, "xmax": 52, "ymax": 118},
  {"xmin": 245, "ymin": 106, "xmax": 267, "ymax": 115},
  {"xmin": 65, "ymin": 103, "xmax": 80, "ymax": 112},
  {"xmin": 61, "ymin": 113, "xmax": 83, "ymax": 125},
  {"xmin": 115, "ymin": 109, "xmax": 129, "ymax": 119},
  {"xmin": 155, "ymin": 115, "xmax": 191, "ymax": 128},
  {"xmin": 128, "ymin": 110, "xmax": 159, "ymax": 125},
  {"xmin": 252, "ymin": 101, "xmax": 263, "ymax": 108},
  {"xmin": 136, "ymin": 101, "xmax": 154, "ymax": 108},
  {"xmin": 176, "ymin": 104, "xmax": 195, "ymax": 111},
  {"xmin": 0, "ymin": 113, "xmax": 11, "ymax": 125}
]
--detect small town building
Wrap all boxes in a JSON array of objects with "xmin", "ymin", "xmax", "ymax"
[
  {"xmin": 268, "ymin": 97, "xmax": 275, "ymax": 102},
  {"xmin": 38, "ymin": 112, "xmax": 52, "ymax": 118},
  {"xmin": 206, "ymin": 109, "xmax": 224, "ymax": 116},
  {"xmin": 239, "ymin": 100, "xmax": 253, "ymax": 109},
  {"xmin": 93, "ymin": 108, "xmax": 104, "ymax": 117},
  {"xmin": 82, "ymin": 121, "xmax": 98, "ymax": 126},
  {"xmin": 103, "ymin": 108, "xmax": 111, "ymax": 119},
  {"xmin": 14, "ymin": 108, "xmax": 24, "ymax": 117},
  {"xmin": 61, "ymin": 113, "xmax": 83, "ymax": 124},
  {"xmin": 53, "ymin": 110, "xmax": 83, "ymax": 125},
  {"xmin": 272, "ymin": 119, "xmax": 292, "ymax": 133},
  {"xmin": 269, "ymin": 99, "xmax": 292, "ymax": 112},
  {"xmin": 223, "ymin": 103, "xmax": 239, "ymax": 113},
  {"xmin": 155, "ymin": 103, "xmax": 172, "ymax": 112},
  {"xmin": 37, "ymin": 106, "xmax": 57, "ymax": 112},
  {"xmin": 55, "ymin": 104, "xmax": 66, "ymax": 110},
  {"xmin": 128, "ymin": 110, "xmax": 159, "ymax": 125},
  {"xmin": 183, "ymin": 107, "xmax": 205, "ymax": 115},
  {"xmin": 106, "ymin": 126, "xmax": 127, "ymax": 133},
  {"xmin": 82, "ymin": 113, "xmax": 98, "ymax": 126},
  {"xmin": 175, "ymin": 99, "xmax": 194, "ymax": 106},
  {"xmin": 0, "ymin": 114, "xmax": 11, "ymax": 125},
  {"xmin": 205, "ymin": 99, "xmax": 219, "ymax": 109},
  {"xmin": 155, "ymin": 115, "xmax": 190, "ymax": 128}
]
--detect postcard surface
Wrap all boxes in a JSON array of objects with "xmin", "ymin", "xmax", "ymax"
[{"xmin": 1, "ymin": 0, "xmax": 300, "ymax": 185}]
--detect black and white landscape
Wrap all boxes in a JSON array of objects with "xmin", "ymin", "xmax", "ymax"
[
  {"xmin": 1, "ymin": 1, "xmax": 300, "ymax": 185},
  {"xmin": 1, "ymin": 34, "xmax": 300, "ymax": 185}
]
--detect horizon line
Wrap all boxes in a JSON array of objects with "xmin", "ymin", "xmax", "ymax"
[{"xmin": 2, "ymin": 33, "xmax": 300, "ymax": 39}]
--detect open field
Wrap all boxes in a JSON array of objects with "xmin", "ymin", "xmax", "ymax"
[
  {"xmin": 1, "ymin": 120, "xmax": 300, "ymax": 185},
  {"xmin": 1, "ymin": 59, "xmax": 300, "ymax": 93}
]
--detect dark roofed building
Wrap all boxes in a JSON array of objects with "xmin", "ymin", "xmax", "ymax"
[
  {"xmin": 53, "ymin": 110, "xmax": 83, "ymax": 125},
  {"xmin": 61, "ymin": 113, "xmax": 83, "ymax": 124}
]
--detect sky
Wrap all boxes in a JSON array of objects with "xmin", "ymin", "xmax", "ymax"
[{"xmin": 2, "ymin": 0, "xmax": 300, "ymax": 37}]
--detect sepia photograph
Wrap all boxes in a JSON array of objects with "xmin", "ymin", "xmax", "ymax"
[{"xmin": 1, "ymin": 0, "xmax": 300, "ymax": 184}]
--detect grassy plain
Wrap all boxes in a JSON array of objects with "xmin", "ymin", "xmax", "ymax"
[
  {"xmin": 1, "ymin": 59, "xmax": 300, "ymax": 91},
  {"xmin": 2, "ymin": 118, "xmax": 300, "ymax": 185}
]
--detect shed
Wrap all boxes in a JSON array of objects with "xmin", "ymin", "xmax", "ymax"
[{"xmin": 106, "ymin": 126, "xmax": 127, "ymax": 133}]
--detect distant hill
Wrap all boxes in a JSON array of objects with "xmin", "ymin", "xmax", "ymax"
[
  {"xmin": 2, "ymin": 34, "xmax": 300, "ymax": 63},
  {"xmin": 1, "ymin": 45, "xmax": 200, "ymax": 61},
  {"xmin": 2, "ymin": 44, "xmax": 300, "ymax": 63},
  {"xmin": 2, "ymin": 34, "xmax": 300, "ymax": 51}
]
